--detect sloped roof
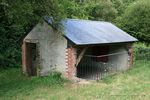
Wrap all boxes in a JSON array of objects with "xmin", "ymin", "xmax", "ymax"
[{"xmin": 45, "ymin": 17, "xmax": 137, "ymax": 45}]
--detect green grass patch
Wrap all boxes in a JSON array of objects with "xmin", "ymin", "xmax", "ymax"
[
  {"xmin": 0, "ymin": 68, "xmax": 67, "ymax": 99},
  {"xmin": 0, "ymin": 60, "xmax": 150, "ymax": 100}
]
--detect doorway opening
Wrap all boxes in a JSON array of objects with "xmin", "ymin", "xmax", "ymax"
[{"xmin": 26, "ymin": 42, "xmax": 37, "ymax": 76}]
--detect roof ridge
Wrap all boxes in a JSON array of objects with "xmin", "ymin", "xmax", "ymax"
[{"xmin": 66, "ymin": 18, "xmax": 110, "ymax": 23}]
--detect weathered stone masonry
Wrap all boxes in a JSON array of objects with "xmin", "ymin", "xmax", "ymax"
[{"xmin": 22, "ymin": 42, "xmax": 27, "ymax": 75}]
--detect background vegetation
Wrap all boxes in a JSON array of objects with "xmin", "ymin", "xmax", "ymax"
[{"xmin": 0, "ymin": 0, "xmax": 150, "ymax": 67}]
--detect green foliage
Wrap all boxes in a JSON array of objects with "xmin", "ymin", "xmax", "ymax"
[
  {"xmin": 59, "ymin": 0, "xmax": 90, "ymax": 19},
  {"xmin": 89, "ymin": 0, "xmax": 118, "ymax": 21},
  {"xmin": 0, "ymin": 68, "xmax": 66, "ymax": 99},
  {"xmin": 134, "ymin": 43, "xmax": 150, "ymax": 60},
  {"xmin": 61, "ymin": 0, "xmax": 119, "ymax": 21},
  {"xmin": 112, "ymin": 0, "xmax": 137, "ymax": 15},
  {"xmin": 115, "ymin": 0, "xmax": 150, "ymax": 42},
  {"xmin": 0, "ymin": 0, "xmax": 66, "ymax": 67}
]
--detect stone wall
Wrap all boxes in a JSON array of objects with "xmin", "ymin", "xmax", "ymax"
[{"xmin": 22, "ymin": 21, "xmax": 67, "ymax": 76}]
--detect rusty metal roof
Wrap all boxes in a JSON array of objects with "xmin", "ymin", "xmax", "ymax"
[{"xmin": 45, "ymin": 17, "xmax": 138, "ymax": 45}]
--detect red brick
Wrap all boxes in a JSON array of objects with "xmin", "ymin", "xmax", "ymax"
[{"xmin": 65, "ymin": 47, "xmax": 77, "ymax": 79}]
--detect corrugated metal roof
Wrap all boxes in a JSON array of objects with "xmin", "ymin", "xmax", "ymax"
[{"xmin": 45, "ymin": 17, "xmax": 138, "ymax": 45}]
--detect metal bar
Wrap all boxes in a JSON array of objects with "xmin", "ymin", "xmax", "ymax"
[{"xmin": 84, "ymin": 52, "xmax": 127, "ymax": 57}]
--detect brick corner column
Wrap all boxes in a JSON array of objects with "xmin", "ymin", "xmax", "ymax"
[
  {"xmin": 127, "ymin": 43, "xmax": 134, "ymax": 68},
  {"xmin": 65, "ymin": 46, "xmax": 77, "ymax": 79}
]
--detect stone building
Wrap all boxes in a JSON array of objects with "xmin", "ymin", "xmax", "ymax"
[{"xmin": 22, "ymin": 17, "xmax": 137, "ymax": 80}]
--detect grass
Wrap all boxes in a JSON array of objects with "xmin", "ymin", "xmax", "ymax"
[{"xmin": 0, "ymin": 60, "xmax": 150, "ymax": 100}]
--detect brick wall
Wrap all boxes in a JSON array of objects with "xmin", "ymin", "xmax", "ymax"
[{"xmin": 65, "ymin": 47, "xmax": 77, "ymax": 79}]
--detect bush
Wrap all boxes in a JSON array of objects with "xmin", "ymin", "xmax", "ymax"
[
  {"xmin": 115, "ymin": 0, "xmax": 150, "ymax": 43},
  {"xmin": 0, "ymin": 54, "xmax": 21, "ymax": 69},
  {"xmin": 134, "ymin": 43, "xmax": 150, "ymax": 61}
]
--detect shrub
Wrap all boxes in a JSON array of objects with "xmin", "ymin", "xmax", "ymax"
[{"xmin": 134, "ymin": 43, "xmax": 150, "ymax": 61}]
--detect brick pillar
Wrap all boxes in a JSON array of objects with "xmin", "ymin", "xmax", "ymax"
[
  {"xmin": 22, "ymin": 41, "xmax": 27, "ymax": 75},
  {"xmin": 129, "ymin": 46, "xmax": 133, "ymax": 68},
  {"xmin": 65, "ymin": 47, "xmax": 77, "ymax": 79},
  {"xmin": 127, "ymin": 43, "xmax": 133, "ymax": 68}
]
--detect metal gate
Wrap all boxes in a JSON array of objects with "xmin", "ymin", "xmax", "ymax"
[
  {"xmin": 77, "ymin": 48, "xmax": 150, "ymax": 81},
  {"xmin": 77, "ymin": 52, "xmax": 129, "ymax": 80}
]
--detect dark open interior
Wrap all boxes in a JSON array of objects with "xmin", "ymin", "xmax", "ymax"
[
  {"xmin": 77, "ymin": 46, "xmax": 110, "ymax": 80},
  {"xmin": 26, "ymin": 42, "xmax": 37, "ymax": 76}
]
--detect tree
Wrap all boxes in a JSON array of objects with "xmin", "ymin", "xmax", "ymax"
[
  {"xmin": 115, "ymin": 0, "xmax": 150, "ymax": 43},
  {"xmin": 89, "ymin": 0, "xmax": 118, "ymax": 21},
  {"xmin": 0, "ymin": 0, "xmax": 66, "ymax": 68}
]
